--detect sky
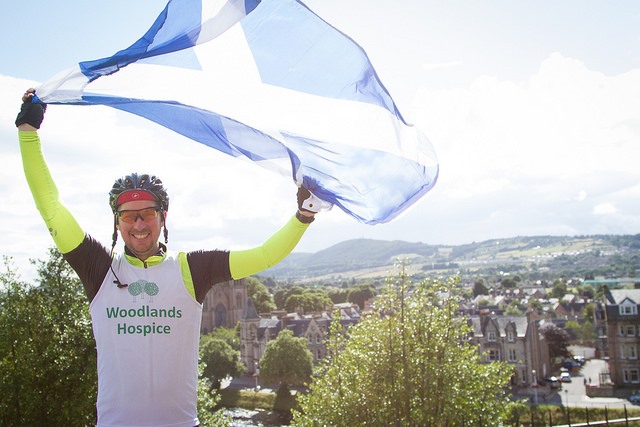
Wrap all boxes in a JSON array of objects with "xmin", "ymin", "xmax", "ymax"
[{"xmin": 1, "ymin": 0, "xmax": 639, "ymax": 281}]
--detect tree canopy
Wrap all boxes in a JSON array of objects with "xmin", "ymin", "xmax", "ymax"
[
  {"xmin": 0, "ymin": 250, "xmax": 97, "ymax": 425},
  {"xmin": 293, "ymin": 271, "xmax": 514, "ymax": 426},
  {"xmin": 540, "ymin": 323, "xmax": 572, "ymax": 360},
  {"xmin": 199, "ymin": 334, "xmax": 245, "ymax": 389},
  {"xmin": 259, "ymin": 329, "xmax": 313, "ymax": 388},
  {"xmin": 246, "ymin": 276, "xmax": 276, "ymax": 314}
]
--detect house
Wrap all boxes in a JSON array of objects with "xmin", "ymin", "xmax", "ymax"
[
  {"xmin": 239, "ymin": 301, "xmax": 362, "ymax": 374},
  {"xmin": 467, "ymin": 310, "xmax": 551, "ymax": 386},
  {"xmin": 601, "ymin": 286, "xmax": 640, "ymax": 388}
]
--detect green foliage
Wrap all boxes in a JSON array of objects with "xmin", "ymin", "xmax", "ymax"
[
  {"xmin": 472, "ymin": 278, "xmax": 489, "ymax": 297},
  {"xmin": 549, "ymin": 279, "xmax": 568, "ymax": 299},
  {"xmin": 540, "ymin": 323, "xmax": 572, "ymax": 360},
  {"xmin": 196, "ymin": 361, "xmax": 231, "ymax": 426},
  {"xmin": 284, "ymin": 291, "xmax": 332, "ymax": 314},
  {"xmin": 293, "ymin": 271, "xmax": 514, "ymax": 426},
  {"xmin": 505, "ymin": 301, "xmax": 524, "ymax": 316},
  {"xmin": 259, "ymin": 329, "xmax": 313, "ymax": 387},
  {"xmin": 246, "ymin": 276, "xmax": 276, "ymax": 314},
  {"xmin": 327, "ymin": 288, "xmax": 348, "ymax": 304},
  {"xmin": 274, "ymin": 285, "xmax": 304, "ymax": 310},
  {"xmin": 199, "ymin": 335, "xmax": 245, "ymax": 389},
  {"xmin": 208, "ymin": 325, "xmax": 241, "ymax": 351},
  {"xmin": 346, "ymin": 284, "xmax": 375, "ymax": 310},
  {"xmin": 0, "ymin": 250, "xmax": 97, "ymax": 426}
]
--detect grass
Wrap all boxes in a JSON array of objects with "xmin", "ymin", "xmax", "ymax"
[{"xmin": 218, "ymin": 387, "xmax": 299, "ymax": 414}]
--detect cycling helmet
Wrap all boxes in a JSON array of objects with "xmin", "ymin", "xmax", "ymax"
[{"xmin": 109, "ymin": 173, "xmax": 169, "ymax": 213}]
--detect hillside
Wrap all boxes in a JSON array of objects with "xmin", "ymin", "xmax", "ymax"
[{"xmin": 263, "ymin": 234, "xmax": 640, "ymax": 283}]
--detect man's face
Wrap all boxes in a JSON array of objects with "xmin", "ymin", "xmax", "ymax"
[{"xmin": 116, "ymin": 200, "xmax": 165, "ymax": 260}]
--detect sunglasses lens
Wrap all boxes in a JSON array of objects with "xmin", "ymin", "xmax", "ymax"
[{"xmin": 118, "ymin": 208, "xmax": 159, "ymax": 223}]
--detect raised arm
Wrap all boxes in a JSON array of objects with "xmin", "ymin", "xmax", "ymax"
[
  {"xmin": 228, "ymin": 187, "xmax": 318, "ymax": 279},
  {"xmin": 17, "ymin": 89, "xmax": 85, "ymax": 253}
]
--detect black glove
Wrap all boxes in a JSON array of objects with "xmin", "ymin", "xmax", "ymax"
[
  {"xmin": 15, "ymin": 95, "xmax": 47, "ymax": 129},
  {"xmin": 297, "ymin": 186, "xmax": 321, "ymax": 213}
]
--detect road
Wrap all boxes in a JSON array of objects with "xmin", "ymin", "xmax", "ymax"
[{"xmin": 525, "ymin": 359, "xmax": 633, "ymax": 409}]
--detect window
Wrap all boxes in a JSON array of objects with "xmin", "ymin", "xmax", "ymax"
[
  {"xmin": 619, "ymin": 301, "xmax": 638, "ymax": 316},
  {"xmin": 624, "ymin": 369, "xmax": 640, "ymax": 384},
  {"xmin": 487, "ymin": 349, "xmax": 500, "ymax": 362},
  {"xmin": 508, "ymin": 348, "xmax": 517, "ymax": 362},
  {"xmin": 507, "ymin": 330, "xmax": 515, "ymax": 342},
  {"xmin": 620, "ymin": 345, "xmax": 638, "ymax": 360},
  {"xmin": 488, "ymin": 331, "xmax": 497, "ymax": 342},
  {"xmin": 628, "ymin": 325, "xmax": 637, "ymax": 336}
]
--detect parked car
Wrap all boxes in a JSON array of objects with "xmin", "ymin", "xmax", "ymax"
[
  {"xmin": 560, "ymin": 372, "xmax": 572, "ymax": 382},
  {"xmin": 546, "ymin": 376, "xmax": 561, "ymax": 389},
  {"xmin": 629, "ymin": 394, "xmax": 640, "ymax": 405}
]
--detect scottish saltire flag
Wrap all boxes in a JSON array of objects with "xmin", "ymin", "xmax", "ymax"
[{"xmin": 35, "ymin": 0, "xmax": 439, "ymax": 224}]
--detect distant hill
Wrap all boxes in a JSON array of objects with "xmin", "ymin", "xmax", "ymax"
[{"xmin": 263, "ymin": 234, "xmax": 640, "ymax": 283}]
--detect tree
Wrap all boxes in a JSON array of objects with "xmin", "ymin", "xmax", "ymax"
[
  {"xmin": 259, "ymin": 329, "xmax": 313, "ymax": 389},
  {"xmin": 540, "ymin": 323, "xmax": 572, "ymax": 360},
  {"xmin": 347, "ymin": 284, "xmax": 375, "ymax": 310},
  {"xmin": 284, "ymin": 291, "xmax": 331, "ymax": 313},
  {"xmin": 209, "ymin": 325, "xmax": 240, "ymax": 351},
  {"xmin": 549, "ymin": 279, "xmax": 568, "ymax": 299},
  {"xmin": 274, "ymin": 285, "xmax": 304, "ymax": 310},
  {"xmin": 199, "ymin": 335, "xmax": 245, "ymax": 389},
  {"xmin": 293, "ymin": 271, "xmax": 514, "ymax": 426},
  {"xmin": 246, "ymin": 276, "xmax": 276, "ymax": 314},
  {"xmin": 0, "ymin": 250, "xmax": 97, "ymax": 426},
  {"xmin": 472, "ymin": 279, "xmax": 489, "ymax": 297}
]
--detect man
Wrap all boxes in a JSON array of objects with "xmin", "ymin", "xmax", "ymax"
[{"xmin": 16, "ymin": 88, "xmax": 320, "ymax": 427}]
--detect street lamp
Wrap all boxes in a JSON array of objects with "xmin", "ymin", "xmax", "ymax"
[{"xmin": 532, "ymin": 370, "xmax": 538, "ymax": 405}]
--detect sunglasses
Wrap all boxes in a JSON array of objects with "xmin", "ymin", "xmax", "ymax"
[{"xmin": 116, "ymin": 207, "xmax": 162, "ymax": 224}]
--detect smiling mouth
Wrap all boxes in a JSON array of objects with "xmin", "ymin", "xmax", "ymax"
[{"xmin": 131, "ymin": 233, "xmax": 151, "ymax": 240}]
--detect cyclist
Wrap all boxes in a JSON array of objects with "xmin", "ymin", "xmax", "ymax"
[{"xmin": 16, "ymin": 88, "xmax": 320, "ymax": 427}]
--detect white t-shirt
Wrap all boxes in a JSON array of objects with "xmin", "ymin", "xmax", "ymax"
[{"xmin": 90, "ymin": 253, "xmax": 202, "ymax": 427}]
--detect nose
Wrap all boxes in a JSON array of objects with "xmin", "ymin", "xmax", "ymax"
[{"xmin": 132, "ymin": 214, "xmax": 147, "ymax": 226}]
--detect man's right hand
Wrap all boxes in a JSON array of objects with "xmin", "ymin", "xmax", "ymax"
[{"xmin": 16, "ymin": 88, "xmax": 46, "ymax": 130}]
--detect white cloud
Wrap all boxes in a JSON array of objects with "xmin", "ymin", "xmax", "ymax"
[{"xmin": 593, "ymin": 203, "xmax": 618, "ymax": 216}]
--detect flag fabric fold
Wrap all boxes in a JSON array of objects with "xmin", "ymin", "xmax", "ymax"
[{"xmin": 35, "ymin": 0, "xmax": 439, "ymax": 224}]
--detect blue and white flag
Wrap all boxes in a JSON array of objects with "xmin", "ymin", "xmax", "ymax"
[{"xmin": 35, "ymin": 0, "xmax": 439, "ymax": 224}]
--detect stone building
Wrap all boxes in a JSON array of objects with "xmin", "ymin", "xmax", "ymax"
[
  {"xmin": 467, "ymin": 310, "xmax": 551, "ymax": 386},
  {"xmin": 601, "ymin": 287, "xmax": 640, "ymax": 387},
  {"xmin": 200, "ymin": 279, "xmax": 248, "ymax": 334}
]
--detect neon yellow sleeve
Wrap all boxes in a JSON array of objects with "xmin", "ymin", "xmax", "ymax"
[
  {"xmin": 19, "ymin": 131, "xmax": 85, "ymax": 254},
  {"xmin": 229, "ymin": 215, "xmax": 310, "ymax": 279}
]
